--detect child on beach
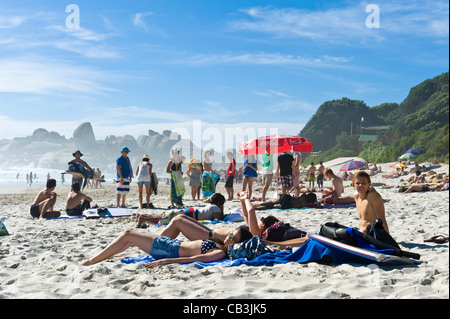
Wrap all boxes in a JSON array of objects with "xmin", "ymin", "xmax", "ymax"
[
  {"xmin": 30, "ymin": 179, "xmax": 61, "ymax": 219},
  {"xmin": 135, "ymin": 155, "xmax": 153, "ymax": 209},
  {"xmin": 186, "ymin": 159, "xmax": 202, "ymax": 201}
]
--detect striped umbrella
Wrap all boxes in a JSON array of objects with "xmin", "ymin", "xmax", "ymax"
[
  {"xmin": 400, "ymin": 153, "xmax": 416, "ymax": 160},
  {"xmin": 340, "ymin": 158, "xmax": 368, "ymax": 171}
]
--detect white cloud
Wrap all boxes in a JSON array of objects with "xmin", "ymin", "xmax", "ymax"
[
  {"xmin": 0, "ymin": 58, "xmax": 114, "ymax": 95},
  {"xmin": 177, "ymin": 52, "xmax": 351, "ymax": 68},
  {"xmin": 228, "ymin": 1, "xmax": 449, "ymax": 43},
  {"xmin": 0, "ymin": 16, "xmax": 26, "ymax": 29}
]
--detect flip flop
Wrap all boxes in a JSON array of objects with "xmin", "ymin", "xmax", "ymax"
[{"xmin": 424, "ymin": 235, "xmax": 449, "ymax": 244}]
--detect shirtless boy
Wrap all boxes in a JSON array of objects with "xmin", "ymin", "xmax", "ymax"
[
  {"xmin": 321, "ymin": 168, "xmax": 354, "ymax": 205},
  {"xmin": 66, "ymin": 182, "xmax": 93, "ymax": 216},
  {"xmin": 30, "ymin": 179, "xmax": 61, "ymax": 219},
  {"xmin": 352, "ymin": 171, "xmax": 390, "ymax": 234},
  {"xmin": 308, "ymin": 162, "xmax": 316, "ymax": 188}
]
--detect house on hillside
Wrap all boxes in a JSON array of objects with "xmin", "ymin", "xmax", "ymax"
[{"xmin": 358, "ymin": 125, "xmax": 391, "ymax": 152}]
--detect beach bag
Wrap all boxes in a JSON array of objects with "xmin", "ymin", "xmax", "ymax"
[
  {"xmin": 264, "ymin": 222, "xmax": 306, "ymax": 242},
  {"xmin": 228, "ymin": 236, "xmax": 272, "ymax": 260}
]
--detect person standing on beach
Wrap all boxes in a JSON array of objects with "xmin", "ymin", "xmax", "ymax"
[
  {"xmin": 225, "ymin": 152, "xmax": 236, "ymax": 200},
  {"xmin": 292, "ymin": 152, "xmax": 302, "ymax": 198},
  {"xmin": 277, "ymin": 152, "xmax": 294, "ymax": 195},
  {"xmin": 30, "ymin": 179, "xmax": 61, "ymax": 219},
  {"xmin": 317, "ymin": 161, "xmax": 325, "ymax": 189},
  {"xmin": 166, "ymin": 148, "xmax": 185, "ymax": 208},
  {"xmin": 116, "ymin": 147, "xmax": 133, "ymax": 208},
  {"xmin": 68, "ymin": 150, "xmax": 93, "ymax": 187},
  {"xmin": 242, "ymin": 155, "xmax": 258, "ymax": 199},
  {"xmin": 135, "ymin": 155, "xmax": 153, "ymax": 209},
  {"xmin": 308, "ymin": 162, "xmax": 316, "ymax": 189},
  {"xmin": 260, "ymin": 151, "xmax": 274, "ymax": 202},
  {"xmin": 186, "ymin": 159, "xmax": 202, "ymax": 201}
]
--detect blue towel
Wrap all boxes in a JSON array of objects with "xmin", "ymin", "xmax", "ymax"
[{"xmin": 119, "ymin": 240, "xmax": 366, "ymax": 268}]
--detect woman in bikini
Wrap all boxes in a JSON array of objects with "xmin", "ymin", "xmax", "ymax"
[{"xmin": 79, "ymin": 225, "xmax": 252, "ymax": 268}]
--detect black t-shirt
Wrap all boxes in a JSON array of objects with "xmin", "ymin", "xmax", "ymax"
[{"xmin": 278, "ymin": 153, "xmax": 294, "ymax": 176}]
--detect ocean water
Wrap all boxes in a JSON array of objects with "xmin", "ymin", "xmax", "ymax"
[{"xmin": 0, "ymin": 166, "xmax": 117, "ymax": 189}]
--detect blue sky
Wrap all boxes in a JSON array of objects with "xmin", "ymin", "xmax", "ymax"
[{"xmin": 0, "ymin": 0, "xmax": 448, "ymax": 142}]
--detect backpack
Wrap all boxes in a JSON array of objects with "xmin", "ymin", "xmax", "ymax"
[
  {"xmin": 227, "ymin": 236, "xmax": 273, "ymax": 260},
  {"xmin": 264, "ymin": 221, "xmax": 307, "ymax": 242}
]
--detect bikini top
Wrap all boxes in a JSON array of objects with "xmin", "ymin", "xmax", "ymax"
[{"xmin": 201, "ymin": 239, "xmax": 218, "ymax": 254}]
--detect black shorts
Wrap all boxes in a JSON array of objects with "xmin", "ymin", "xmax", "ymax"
[
  {"xmin": 30, "ymin": 204, "xmax": 40, "ymax": 218},
  {"xmin": 225, "ymin": 175, "xmax": 234, "ymax": 188}
]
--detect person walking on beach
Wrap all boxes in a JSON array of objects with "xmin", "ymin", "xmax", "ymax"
[
  {"xmin": 116, "ymin": 147, "xmax": 133, "ymax": 208},
  {"xmin": 66, "ymin": 182, "xmax": 93, "ymax": 216},
  {"xmin": 135, "ymin": 155, "xmax": 153, "ymax": 209},
  {"xmin": 30, "ymin": 179, "xmax": 61, "ymax": 219},
  {"xmin": 225, "ymin": 152, "xmax": 236, "ymax": 200},
  {"xmin": 277, "ymin": 152, "xmax": 294, "ymax": 195}
]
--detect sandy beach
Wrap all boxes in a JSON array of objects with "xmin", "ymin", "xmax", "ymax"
[{"xmin": 0, "ymin": 162, "xmax": 448, "ymax": 300}]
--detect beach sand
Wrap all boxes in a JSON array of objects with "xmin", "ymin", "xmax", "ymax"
[{"xmin": 0, "ymin": 162, "xmax": 448, "ymax": 299}]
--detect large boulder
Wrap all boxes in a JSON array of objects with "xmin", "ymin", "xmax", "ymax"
[{"xmin": 73, "ymin": 122, "xmax": 96, "ymax": 150}]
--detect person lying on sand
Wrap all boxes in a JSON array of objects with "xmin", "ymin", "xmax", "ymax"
[
  {"xmin": 66, "ymin": 182, "xmax": 93, "ymax": 216},
  {"xmin": 30, "ymin": 179, "xmax": 61, "ymax": 219},
  {"xmin": 79, "ymin": 225, "xmax": 253, "ymax": 268},
  {"xmin": 137, "ymin": 193, "xmax": 226, "ymax": 227},
  {"xmin": 253, "ymin": 191, "xmax": 316, "ymax": 210},
  {"xmin": 352, "ymin": 171, "xmax": 390, "ymax": 234},
  {"xmin": 398, "ymin": 180, "xmax": 449, "ymax": 193}
]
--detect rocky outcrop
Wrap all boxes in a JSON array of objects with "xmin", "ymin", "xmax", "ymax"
[{"xmin": 73, "ymin": 122, "xmax": 96, "ymax": 150}]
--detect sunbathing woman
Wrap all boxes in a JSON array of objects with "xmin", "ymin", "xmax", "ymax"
[{"xmin": 79, "ymin": 225, "xmax": 253, "ymax": 268}]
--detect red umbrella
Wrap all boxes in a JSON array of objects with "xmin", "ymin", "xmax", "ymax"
[{"xmin": 238, "ymin": 135, "xmax": 313, "ymax": 155}]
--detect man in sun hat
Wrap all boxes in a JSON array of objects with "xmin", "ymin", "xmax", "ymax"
[
  {"xmin": 68, "ymin": 150, "xmax": 94, "ymax": 186},
  {"xmin": 116, "ymin": 146, "xmax": 133, "ymax": 207}
]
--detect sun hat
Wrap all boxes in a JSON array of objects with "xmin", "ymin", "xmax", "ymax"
[
  {"xmin": 73, "ymin": 150, "xmax": 83, "ymax": 157},
  {"xmin": 142, "ymin": 155, "xmax": 150, "ymax": 161}
]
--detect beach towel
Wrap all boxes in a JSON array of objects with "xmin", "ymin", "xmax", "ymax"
[
  {"xmin": 202, "ymin": 171, "xmax": 220, "ymax": 197},
  {"xmin": 170, "ymin": 171, "xmax": 184, "ymax": 206},
  {"xmin": 119, "ymin": 240, "xmax": 363, "ymax": 268}
]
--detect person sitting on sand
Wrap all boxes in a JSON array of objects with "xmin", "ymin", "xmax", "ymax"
[
  {"xmin": 321, "ymin": 168, "xmax": 355, "ymax": 205},
  {"xmin": 66, "ymin": 182, "xmax": 93, "ymax": 216},
  {"xmin": 79, "ymin": 224, "xmax": 253, "ymax": 268},
  {"xmin": 352, "ymin": 171, "xmax": 390, "ymax": 234},
  {"xmin": 136, "ymin": 193, "xmax": 226, "ymax": 227},
  {"xmin": 410, "ymin": 170, "xmax": 426, "ymax": 184},
  {"xmin": 30, "ymin": 179, "xmax": 61, "ymax": 219}
]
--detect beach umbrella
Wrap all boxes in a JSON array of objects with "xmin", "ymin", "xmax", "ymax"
[
  {"xmin": 399, "ymin": 153, "xmax": 416, "ymax": 160},
  {"xmin": 405, "ymin": 148, "xmax": 425, "ymax": 155},
  {"xmin": 238, "ymin": 135, "xmax": 313, "ymax": 155},
  {"xmin": 339, "ymin": 158, "xmax": 368, "ymax": 171}
]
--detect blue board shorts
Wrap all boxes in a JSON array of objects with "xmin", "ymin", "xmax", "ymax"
[{"xmin": 150, "ymin": 236, "xmax": 182, "ymax": 260}]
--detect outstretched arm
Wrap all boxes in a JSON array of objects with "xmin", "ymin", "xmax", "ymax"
[
  {"xmin": 145, "ymin": 249, "xmax": 227, "ymax": 268},
  {"xmin": 237, "ymin": 192, "xmax": 261, "ymax": 237}
]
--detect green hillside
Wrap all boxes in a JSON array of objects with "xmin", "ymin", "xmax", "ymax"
[{"xmin": 300, "ymin": 71, "xmax": 449, "ymax": 165}]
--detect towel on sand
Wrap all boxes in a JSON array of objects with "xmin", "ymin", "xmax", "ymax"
[{"xmin": 119, "ymin": 239, "xmax": 374, "ymax": 268}]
